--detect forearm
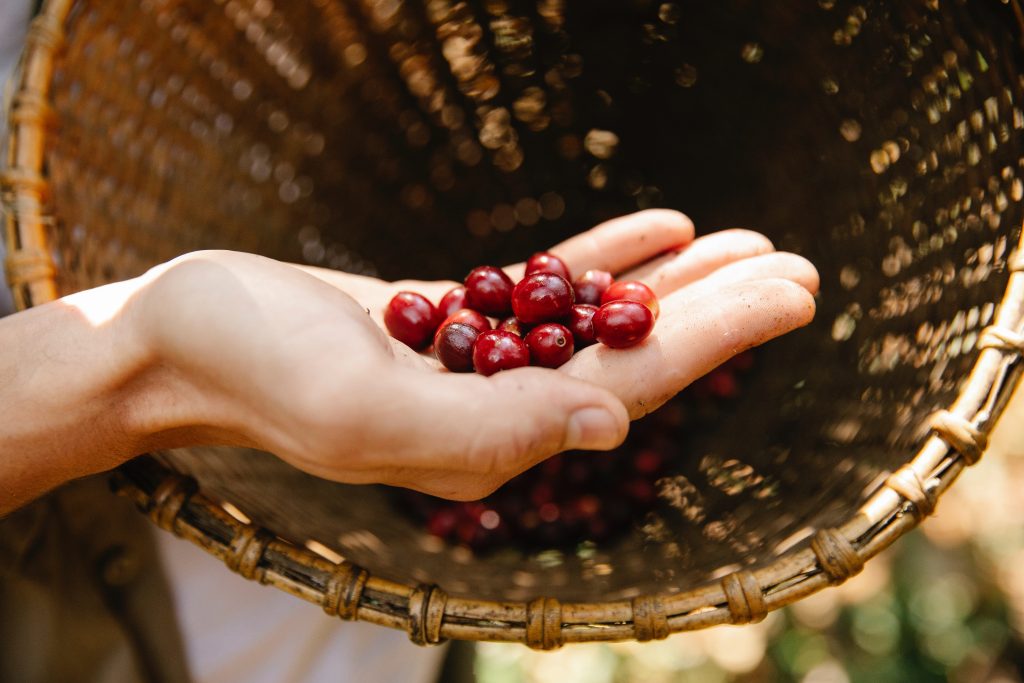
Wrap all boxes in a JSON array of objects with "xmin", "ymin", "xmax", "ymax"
[
  {"xmin": 0, "ymin": 278, "xmax": 176, "ymax": 515},
  {"xmin": 0, "ymin": 254, "xmax": 380, "ymax": 516}
]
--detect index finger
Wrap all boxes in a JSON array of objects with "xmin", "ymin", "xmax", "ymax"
[{"xmin": 505, "ymin": 209, "xmax": 695, "ymax": 280}]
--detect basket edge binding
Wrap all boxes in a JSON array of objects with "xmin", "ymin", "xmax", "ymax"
[
  {"xmin": 3, "ymin": 0, "xmax": 1024, "ymax": 649},
  {"xmin": 1, "ymin": 1, "xmax": 66, "ymax": 309}
]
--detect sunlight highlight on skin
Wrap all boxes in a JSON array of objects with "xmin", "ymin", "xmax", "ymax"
[{"xmin": 60, "ymin": 279, "xmax": 140, "ymax": 327}]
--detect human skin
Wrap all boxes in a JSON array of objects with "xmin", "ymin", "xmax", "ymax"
[{"xmin": 0, "ymin": 210, "xmax": 818, "ymax": 515}]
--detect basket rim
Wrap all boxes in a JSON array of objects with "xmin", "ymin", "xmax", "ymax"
[{"xmin": 3, "ymin": 0, "xmax": 1024, "ymax": 649}]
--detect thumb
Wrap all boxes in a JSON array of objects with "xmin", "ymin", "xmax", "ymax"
[{"xmin": 389, "ymin": 367, "xmax": 629, "ymax": 484}]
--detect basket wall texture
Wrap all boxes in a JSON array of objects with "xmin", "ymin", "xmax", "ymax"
[{"xmin": 4, "ymin": 0, "xmax": 1024, "ymax": 649}]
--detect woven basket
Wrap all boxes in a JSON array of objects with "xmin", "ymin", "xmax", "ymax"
[{"xmin": 5, "ymin": 0, "xmax": 1024, "ymax": 649}]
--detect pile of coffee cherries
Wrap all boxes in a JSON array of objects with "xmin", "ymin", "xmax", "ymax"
[
  {"xmin": 383, "ymin": 252, "xmax": 658, "ymax": 374},
  {"xmin": 393, "ymin": 350, "xmax": 757, "ymax": 553},
  {"xmin": 385, "ymin": 251, "xmax": 756, "ymax": 553}
]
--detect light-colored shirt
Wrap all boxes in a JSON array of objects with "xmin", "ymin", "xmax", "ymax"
[{"xmin": 155, "ymin": 530, "xmax": 446, "ymax": 683}]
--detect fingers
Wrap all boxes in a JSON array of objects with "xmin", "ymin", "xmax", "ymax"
[
  {"xmin": 624, "ymin": 229, "xmax": 775, "ymax": 296},
  {"xmin": 374, "ymin": 255, "xmax": 818, "ymax": 495},
  {"xmin": 694, "ymin": 252, "xmax": 820, "ymax": 295},
  {"xmin": 561, "ymin": 278, "xmax": 816, "ymax": 419},
  {"xmin": 362, "ymin": 367, "xmax": 629, "ymax": 499},
  {"xmin": 505, "ymin": 209, "xmax": 695, "ymax": 280}
]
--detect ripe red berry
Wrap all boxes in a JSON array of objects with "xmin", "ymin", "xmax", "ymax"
[
  {"xmin": 601, "ymin": 280, "xmax": 660, "ymax": 318},
  {"xmin": 525, "ymin": 252, "xmax": 571, "ymax": 281},
  {"xmin": 632, "ymin": 449, "xmax": 663, "ymax": 475},
  {"xmin": 457, "ymin": 518, "xmax": 487, "ymax": 546},
  {"xmin": 438, "ymin": 286, "xmax": 467, "ymax": 319},
  {"xmin": 426, "ymin": 508, "xmax": 458, "ymax": 537},
  {"xmin": 441, "ymin": 308, "xmax": 491, "ymax": 334},
  {"xmin": 593, "ymin": 300, "xmax": 655, "ymax": 348},
  {"xmin": 567, "ymin": 304, "xmax": 598, "ymax": 348},
  {"xmin": 704, "ymin": 368, "xmax": 739, "ymax": 398},
  {"xmin": 571, "ymin": 494, "xmax": 601, "ymax": 520},
  {"xmin": 572, "ymin": 269, "xmax": 614, "ymax": 306},
  {"xmin": 624, "ymin": 478, "xmax": 656, "ymax": 504},
  {"xmin": 472, "ymin": 329, "xmax": 530, "ymax": 376},
  {"xmin": 464, "ymin": 266, "xmax": 514, "ymax": 317},
  {"xmin": 525, "ymin": 323, "xmax": 575, "ymax": 368},
  {"xmin": 530, "ymin": 481, "xmax": 554, "ymax": 506},
  {"xmin": 434, "ymin": 322, "xmax": 480, "ymax": 372},
  {"xmin": 511, "ymin": 272, "xmax": 574, "ymax": 324},
  {"xmin": 727, "ymin": 350, "xmax": 755, "ymax": 371},
  {"xmin": 538, "ymin": 502, "xmax": 560, "ymax": 523},
  {"xmin": 498, "ymin": 316, "xmax": 527, "ymax": 337},
  {"xmin": 384, "ymin": 292, "xmax": 438, "ymax": 350},
  {"xmin": 540, "ymin": 454, "xmax": 564, "ymax": 477}
]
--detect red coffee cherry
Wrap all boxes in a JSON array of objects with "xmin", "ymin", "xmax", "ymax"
[
  {"xmin": 437, "ymin": 286, "xmax": 467, "ymax": 319},
  {"xmin": 624, "ymin": 478, "xmax": 656, "ymax": 504},
  {"xmin": 601, "ymin": 280, "xmax": 659, "ymax": 318},
  {"xmin": 525, "ymin": 323, "xmax": 575, "ymax": 368},
  {"xmin": 525, "ymin": 251, "xmax": 571, "ymax": 281},
  {"xmin": 593, "ymin": 300, "xmax": 655, "ymax": 348},
  {"xmin": 434, "ymin": 322, "xmax": 480, "ymax": 373},
  {"xmin": 464, "ymin": 266, "xmax": 514, "ymax": 317},
  {"xmin": 567, "ymin": 304, "xmax": 599, "ymax": 348},
  {"xmin": 511, "ymin": 272, "xmax": 574, "ymax": 324},
  {"xmin": 473, "ymin": 330, "xmax": 530, "ymax": 376},
  {"xmin": 572, "ymin": 269, "xmax": 614, "ymax": 306},
  {"xmin": 498, "ymin": 316, "xmax": 527, "ymax": 337},
  {"xmin": 632, "ymin": 449, "xmax": 663, "ymax": 475},
  {"xmin": 384, "ymin": 292, "xmax": 438, "ymax": 350},
  {"xmin": 426, "ymin": 508, "xmax": 458, "ymax": 538},
  {"xmin": 704, "ymin": 368, "xmax": 739, "ymax": 398},
  {"xmin": 441, "ymin": 308, "xmax": 491, "ymax": 334},
  {"xmin": 727, "ymin": 350, "xmax": 755, "ymax": 371}
]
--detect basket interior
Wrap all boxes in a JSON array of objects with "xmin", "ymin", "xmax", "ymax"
[{"xmin": 37, "ymin": 0, "xmax": 1024, "ymax": 602}]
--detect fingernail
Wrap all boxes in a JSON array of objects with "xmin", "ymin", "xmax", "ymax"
[{"xmin": 566, "ymin": 407, "xmax": 622, "ymax": 451}]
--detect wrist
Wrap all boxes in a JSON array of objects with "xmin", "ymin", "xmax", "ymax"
[
  {"xmin": 122, "ymin": 259, "xmax": 260, "ymax": 454},
  {"xmin": 0, "ymin": 276, "xmax": 166, "ymax": 513}
]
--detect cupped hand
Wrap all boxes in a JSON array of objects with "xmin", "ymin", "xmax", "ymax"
[
  {"xmin": 131, "ymin": 210, "xmax": 817, "ymax": 499},
  {"xmin": 298, "ymin": 209, "xmax": 818, "ymax": 419}
]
